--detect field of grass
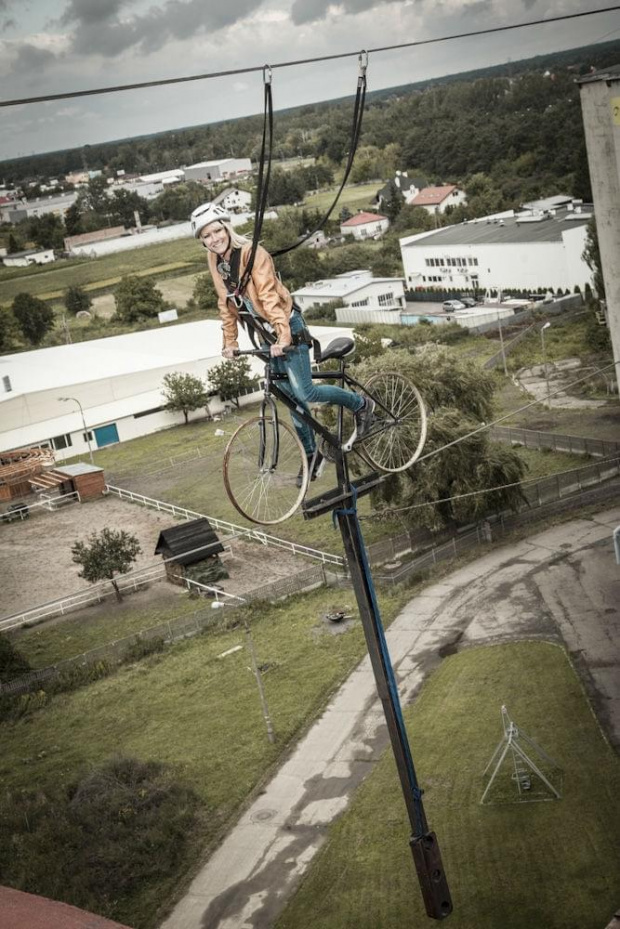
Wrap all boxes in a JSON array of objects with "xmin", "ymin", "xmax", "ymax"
[
  {"xmin": 0, "ymin": 236, "xmax": 202, "ymax": 304},
  {"xmin": 276, "ymin": 641, "xmax": 620, "ymax": 929},
  {"xmin": 1, "ymin": 584, "xmax": 409, "ymax": 926},
  {"xmin": 505, "ymin": 317, "xmax": 598, "ymax": 372},
  {"xmin": 493, "ymin": 378, "xmax": 620, "ymax": 442},
  {"xmin": 303, "ymin": 182, "xmax": 380, "ymax": 214},
  {"xmin": 15, "ymin": 588, "xmax": 200, "ymax": 669}
]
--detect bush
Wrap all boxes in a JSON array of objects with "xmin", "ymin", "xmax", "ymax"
[
  {"xmin": 123, "ymin": 637, "xmax": 165, "ymax": 663},
  {"xmin": 0, "ymin": 634, "xmax": 31, "ymax": 682},
  {"xmin": 0, "ymin": 757, "xmax": 204, "ymax": 925}
]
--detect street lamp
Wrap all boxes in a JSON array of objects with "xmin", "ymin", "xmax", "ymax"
[
  {"xmin": 540, "ymin": 322, "xmax": 552, "ymax": 409},
  {"xmin": 497, "ymin": 311, "xmax": 508, "ymax": 377},
  {"xmin": 58, "ymin": 396, "xmax": 94, "ymax": 465}
]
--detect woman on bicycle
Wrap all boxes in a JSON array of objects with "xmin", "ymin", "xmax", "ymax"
[{"xmin": 190, "ymin": 201, "xmax": 375, "ymax": 481}]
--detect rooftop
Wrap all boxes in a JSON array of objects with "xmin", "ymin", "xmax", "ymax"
[
  {"xmin": 155, "ymin": 518, "xmax": 224, "ymax": 564},
  {"xmin": 402, "ymin": 204, "xmax": 593, "ymax": 249},
  {"xmin": 409, "ymin": 185, "xmax": 458, "ymax": 206},
  {"xmin": 293, "ymin": 271, "xmax": 401, "ymax": 298},
  {"xmin": 341, "ymin": 211, "xmax": 388, "ymax": 227}
]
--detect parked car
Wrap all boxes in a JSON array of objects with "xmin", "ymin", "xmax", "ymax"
[
  {"xmin": 0, "ymin": 502, "xmax": 30, "ymax": 523},
  {"xmin": 457, "ymin": 297, "xmax": 478, "ymax": 308},
  {"xmin": 443, "ymin": 299, "xmax": 466, "ymax": 311}
]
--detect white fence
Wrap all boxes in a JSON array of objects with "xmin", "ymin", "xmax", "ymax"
[
  {"xmin": 1, "ymin": 490, "xmax": 80, "ymax": 521},
  {"xmin": 104, "ymin": 484, "xmax": 345, "ymax": 567}
]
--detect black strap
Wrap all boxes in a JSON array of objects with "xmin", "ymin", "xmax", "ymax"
[
  {"xmin": 272, "ymin": 57, "xmax": 367, "ymax": 258},
  {"xmin": 236, "ymin": 73, "xmax": 273, "ymax": 297}
]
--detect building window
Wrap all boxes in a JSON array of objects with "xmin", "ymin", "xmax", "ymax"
[
  {"xmin": 473, "ymin": 258, "xmax": 479, "ymax": 266},
  {"xmin": 378, "ymin": 292, "xmax": 394, "ymax": 307},
  {"xmin": 134, "ymin": 406, "xmax": 165, "ymax": 419},
  {"xmin": 425, "ymin": 259, "xmax": 431, "ymax": 267},
  {"xmin": 51, "ymin": 433, "xmax": 73, "ymax": 450},
  {"xmin": 439, "ymin": 259, "xmax": 445, "ymax": 266},
  {"xmin": 82, "ymin": 431, "xmax": 93, "ymax": 442},
  {"xmin": 351, "ymin": 298, "xmax": 369, "ymax": 307}
]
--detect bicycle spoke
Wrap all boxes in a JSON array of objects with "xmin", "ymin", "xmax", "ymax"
[
  {"xmin": 224, "ymin": 417, "xmax": 308, "ymax": 524},
  {"xmin": 360, "ymin": 373, "xmax": 427, "ymax": 473}
]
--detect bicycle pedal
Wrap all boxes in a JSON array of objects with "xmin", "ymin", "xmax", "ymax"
[{"xmin": 313, "ymin": 458, "xmax": 326, "ymax": 480}]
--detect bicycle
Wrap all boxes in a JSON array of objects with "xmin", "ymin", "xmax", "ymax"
[{"xmin": 222, "ymin": 335, "xmax": 427, "ymax": 525}]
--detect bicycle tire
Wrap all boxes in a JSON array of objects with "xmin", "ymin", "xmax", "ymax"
[
  {"xmin": 359, "ymin": 372, "xmax": 427, "ymax": 473},
  {"xmin": 223, "ymin": 416, "xmax": 309, "ymax": 525}
]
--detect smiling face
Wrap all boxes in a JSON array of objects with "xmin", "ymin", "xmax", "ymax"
[{"xmin": 200, "ymin": 222, "xmax": 230, "ymax": 256}]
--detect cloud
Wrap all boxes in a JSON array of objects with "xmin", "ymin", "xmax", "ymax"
[
  {"xmin": 291, "ymin": 0, "xmax": 402, "ymax": 26},
  {"xmin": 59, "ymin": 0, "xmax": 268, "ymax": 57},
  {"xmin": 60, "ymin": 0, "xmax": 132, "ymax": 27}
]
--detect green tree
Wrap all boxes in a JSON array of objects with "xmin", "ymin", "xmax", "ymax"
[
  {"xmin": 7, "ymin": 232, "xmax": 22, "ymax": 253},
  {"xmin": 0, "ymin": 634, "xmax": 31, "ymax": 683},
  {"xmin": 64, "ymin": 285, "xmax": 92, "ymax": 316},
  {"xmin": 114, "ymin": 275, "xmax": 168, "ymax": 322},
  {"xmin": 190, "ymin": 273, "xmax": 219, "ymax": 316},
  {"xmin": 582, "ymin": 218, "xmax": 605, "ymax": 301},
  {"xmin": 207, "ymin": 357, "xmax": 259, "ymax": 408},
  {"xmin": 12, "ymin": 293, "xmax": 55, "ymax": 345},
  {"xmin": 64, "ymin": 202, "xmax": 83, "ymax": 237},
  {"xmin": 108, "ymin": 189, "xmax": 150, "ymax": 227},
  {"xmin": 71, "ymin": 528, "xmax": 142, "ymax": 602},
  {"xmin": 0, "ymin": 307, "xmax": 21, "ymax": 353},
  {"xmin": 161, "ymin": 372, "xmax": 210, "ymax": 424},
  {"xmin": 352, "ymin": 346, "xmax": 526, "ymax": 529},
  {"xmin": 27, "ymin": 214, "xmax": 65, "ymax": 250}
]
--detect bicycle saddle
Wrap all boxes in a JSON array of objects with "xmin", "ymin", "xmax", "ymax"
[{"xmin": 318, "ymin": 337, "xmax": 356, "ymax": 362}]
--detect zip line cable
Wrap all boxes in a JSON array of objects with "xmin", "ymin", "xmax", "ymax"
[
  {"xmin": 1, "ymin": 6, "xmax": 619, "ymax": 108},
  {"xmin": 357, "ymin": 358, "xmax": 620, "ymax": 520},
  {"xmin": 412, "ymin": 358, "xmax": 620, "ymax": 467}
]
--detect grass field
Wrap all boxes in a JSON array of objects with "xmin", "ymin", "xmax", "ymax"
[
  {"xmin": 1, "ymin": 584, "xmax": 409, "ymax": 927},
  {"xmin": 493, "ymin": 378, "xmax": 620, "ymax": 442},
  {"xmin": 0, "ymin": 237, "xmax": 202, "ymax": 304},
  {"xmin": 276, "ymin": 641, "xmax": 620, "ymax": 929},
  {"xmin": 303, "ymin": 182, "xmax": 380, "ymax": 214}
]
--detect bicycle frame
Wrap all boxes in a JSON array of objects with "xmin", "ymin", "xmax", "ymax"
[{"xmin": 249, "ymin": 349, "xmax": 398, "ymax": 459}]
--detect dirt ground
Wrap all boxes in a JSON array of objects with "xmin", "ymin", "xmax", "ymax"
[{"xmin": 0, "ymin": 495, "xmax": 310, "ymax": 619}]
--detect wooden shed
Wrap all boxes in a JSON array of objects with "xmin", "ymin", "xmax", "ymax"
[
  {"xmin": 29, "ymin": 463, "xmax": 106, "ymax": 501},
  {"xmin": 154, "ymin": 518, "xmax": 228, "ymax": 587},
  {"xmin": 0, "ymin": 446, "xmax": 55, "ymax": 501}
]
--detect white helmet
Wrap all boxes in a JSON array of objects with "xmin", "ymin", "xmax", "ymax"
[{"xmin": 190, "ymin": 202, "xmax": 231, "ymax": 238}]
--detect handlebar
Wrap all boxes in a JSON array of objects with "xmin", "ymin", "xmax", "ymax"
[{"xmin": 232, "ymin": 347, "xmax": 294, "ymax": 357}]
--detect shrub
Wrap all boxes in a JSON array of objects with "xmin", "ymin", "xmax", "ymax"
[
  {"xmin": 0, "ymin": 634, "xmax": 31, "ymax": 682},
  {"xmin": 0, "ymin": 757, "xmax": 204, "ymax": 925}
]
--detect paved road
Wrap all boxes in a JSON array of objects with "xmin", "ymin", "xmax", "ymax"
[{"xmin": 160, "ymin": 506, "xmax": 620, "ymax": 929}]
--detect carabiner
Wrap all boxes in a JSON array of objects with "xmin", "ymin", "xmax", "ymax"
[
  {"xmin": 263, "ymin": 64, "xmax": 273, "ymax": 85},
  {"xmin": 358, "ymin": 50, "xmax": 369, "ymax": 77}
]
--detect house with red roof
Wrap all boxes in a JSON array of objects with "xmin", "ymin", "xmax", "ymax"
[
  {"xmin": 407, "ymin": 184, "xmax": 467, "ymax": 216},
  {"xmin": 340, "ymin": 210, "xmax": 390, "ymax": 241}
]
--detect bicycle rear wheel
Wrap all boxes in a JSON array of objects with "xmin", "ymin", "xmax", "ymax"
[
  {"xmin": 223, "ymin": 416, "xmax": 308, "ymax": 525},
  {"xmin": 360, "ymin": 372, "xmax": 427, "ymax": 473}
]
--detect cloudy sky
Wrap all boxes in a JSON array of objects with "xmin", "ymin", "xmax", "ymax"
[{"xmin": 1, "ymin": 0, "xmax": 618, "ymax": 161}]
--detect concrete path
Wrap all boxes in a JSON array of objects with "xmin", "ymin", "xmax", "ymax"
[
  {"xmin": 516, "ymin": 358, "xmax": 609, "ymax": 409},
  {"xmin": 160, "ymin": 506, "xmax": 620, "ymax": 929}
]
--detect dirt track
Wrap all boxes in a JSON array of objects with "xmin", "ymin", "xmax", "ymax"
[{"xmin": 0, "ymin": 495, "xmax": 309, "ymax": 618}]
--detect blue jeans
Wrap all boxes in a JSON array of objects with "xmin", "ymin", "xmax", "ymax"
[{"xmin": 269, "ymin": 311, "xmax": 364, "ymax": 456}]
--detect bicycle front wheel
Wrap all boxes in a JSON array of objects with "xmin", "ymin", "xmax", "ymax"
[
  {"xmin": 223, "ymin": 416, "xmax": 308, "ymax": 525},
  {"xmin": 360, "ymin": 372, "xmax": 427, "ymax": 473}
]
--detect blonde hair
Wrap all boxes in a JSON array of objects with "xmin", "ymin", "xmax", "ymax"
[{"xmin": 221, "ymin": 221, "xmax": 252, "ymax": 249}]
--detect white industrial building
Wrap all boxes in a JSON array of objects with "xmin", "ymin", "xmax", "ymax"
[
  {"xmin": 293, "ymin": 270, "xmax": 406, "ymax": 314},
  {"xmin": 5, "ymin": 192, "xmax": 78, "ymax": 223},
  {"xmin": 400, "ymin": 199, "xmax": 594, "ymax": 294},
  {"xmin": 0, "ymin": 320, "xmax": 353, "ymax": 462},
  {"xmin": 213, "ymin": 187, "xmax": 252, "ymax": 212},
  {"xmin": 183, "ymin": 158, "xmax": 252, "ymax": 183},
  {"xmin": 2, "ymin": 248, "xmax": 55, "ymax": 268}
]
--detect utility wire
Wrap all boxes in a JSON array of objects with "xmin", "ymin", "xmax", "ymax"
[
  {"xmin": 412, "ymin": 358, "xmax": 620, "ymax": 467},
  {"xmin": 1, "ymin": 6, "xmax": 619, "ymax": 108},
  {"xmin": 362, "ymin": 454, "xmax": 620, "ymax": 518}
]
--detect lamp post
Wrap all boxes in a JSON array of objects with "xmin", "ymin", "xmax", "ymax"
[
  {"xmin": 58, "ymin": 396, "xmax": 94, "ymax": 465},
  {"xmin": 540, "ymin": 322, "xmax": 552, "ymax": 409},
  {"xmin": 497, "ymin": 311, "xmax": 508, "ymax": 376}
]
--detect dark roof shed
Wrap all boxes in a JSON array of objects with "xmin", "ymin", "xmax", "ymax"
[{"xmin": 154, "ymin": 518, "xmax": 224, "ymax": 566}]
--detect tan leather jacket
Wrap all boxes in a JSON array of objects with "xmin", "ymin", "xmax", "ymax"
[{"xmin": 207, "ymin": 243, "xmax": 293, "ymax": 350}]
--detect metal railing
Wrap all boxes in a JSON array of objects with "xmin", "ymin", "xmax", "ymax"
[
  {"xmin": 0, "ymin": 490, "xmax": 80, "ymax": 521},
  {"xmin": 491, "ymin": 426, "xmax": 620, "ymax": 459},
  {"xmin": 104, "ymin": 484, "xmax": 345, "ymax": 566}
]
